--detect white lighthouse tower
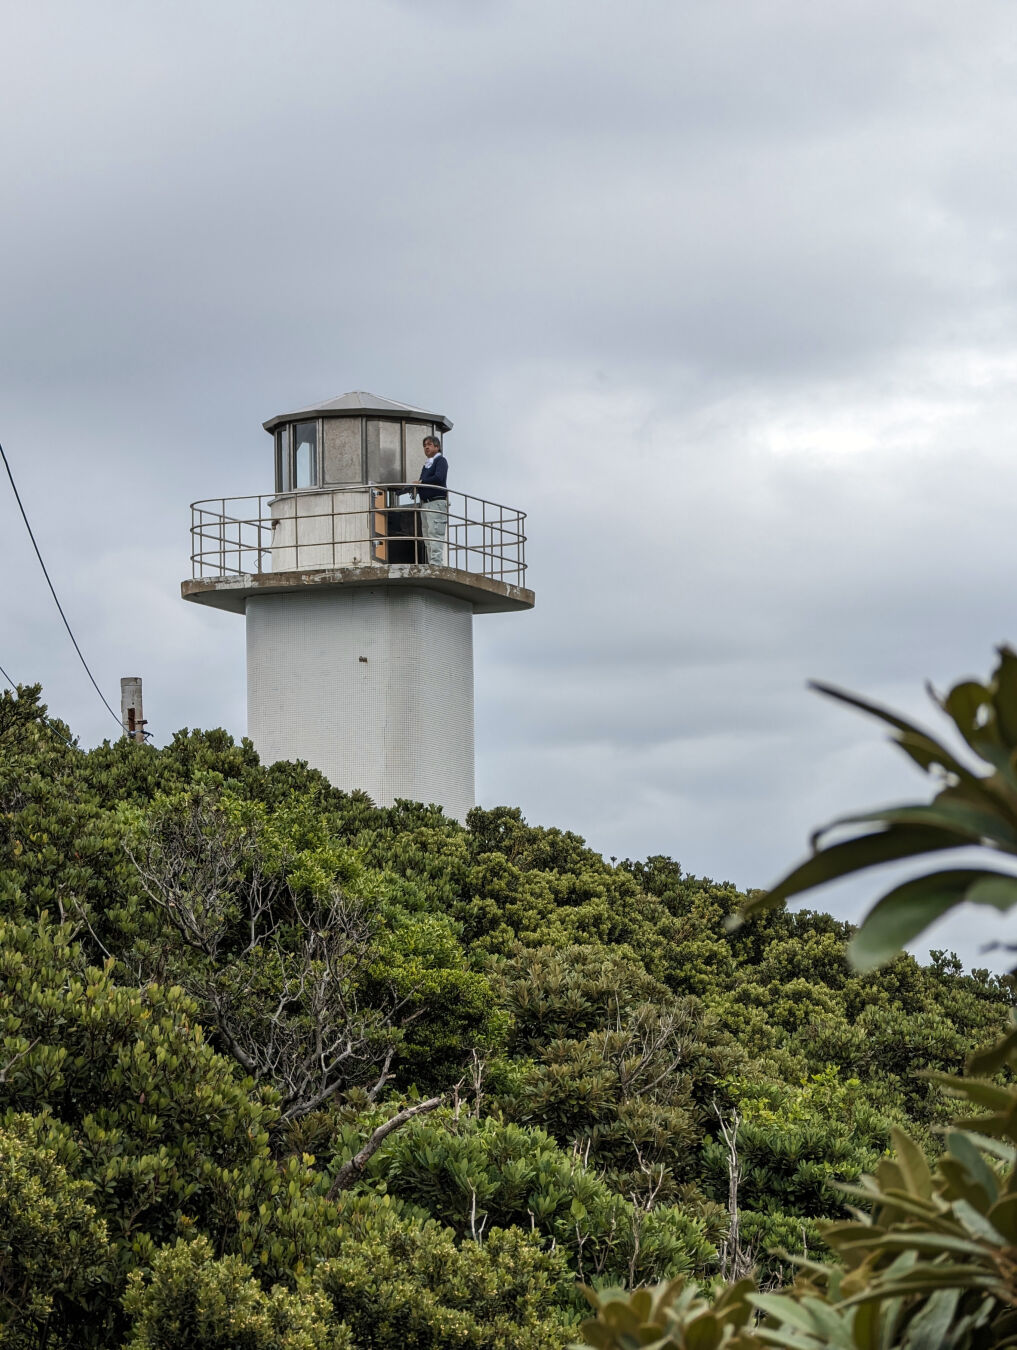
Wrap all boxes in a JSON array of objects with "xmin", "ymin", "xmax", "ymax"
[{"xmin": 181, "ymin": 392, "xmax": 533, "ymax": 820}]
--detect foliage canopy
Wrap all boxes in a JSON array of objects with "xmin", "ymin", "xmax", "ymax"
[{"xmin": 1, "ymin": 675, "xmax": 1014, "ymax": 1348}]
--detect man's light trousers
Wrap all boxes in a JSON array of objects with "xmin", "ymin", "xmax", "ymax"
[{"xmin": 420, "ymin": 498, "xmax": 448, "ymax": 566}]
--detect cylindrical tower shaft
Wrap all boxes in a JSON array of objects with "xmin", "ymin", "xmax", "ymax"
[{"xmin": 245, "ymin": 587, "xmax": 475, "ymax": 819}]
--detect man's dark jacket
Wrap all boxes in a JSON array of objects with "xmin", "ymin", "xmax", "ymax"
[{"xmin": 418, "ymin": 454, "xmax": 448, "ymax": 502}]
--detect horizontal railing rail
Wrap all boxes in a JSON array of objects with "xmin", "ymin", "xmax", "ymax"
[{"xmin": 189, "ymin": 485, "xmax": 527, "ymax": 587}]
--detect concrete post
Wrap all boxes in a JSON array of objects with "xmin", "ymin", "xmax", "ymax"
[{"xmin": 120, "ymin": 676, "xmax": 145, "ymax": 742}]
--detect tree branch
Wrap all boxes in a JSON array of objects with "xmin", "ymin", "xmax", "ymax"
[{"xmin": 328, "ymin": 1096, "xmax": 443, "ymax": 1197}]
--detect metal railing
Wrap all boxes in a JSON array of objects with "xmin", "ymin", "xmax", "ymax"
[{"xmin": 190, "ymin": 486, "xmax": 527, "ymax": 586}]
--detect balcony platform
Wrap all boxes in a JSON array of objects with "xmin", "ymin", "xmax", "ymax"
[{"xmin": 181, "ymin": 562, "xmax": 535, "ymax": 615}]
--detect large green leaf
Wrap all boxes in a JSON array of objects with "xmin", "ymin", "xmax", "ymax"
[
  {"xmin": 943, "ymin": 682, "xmax": 997, "ymax": 755},
  {"xmin": 842, "ymin": 874, "xmax": 977, "ymax": 972},
  {"xmin": 829, "ymin": 801, "xmax": 1017, "ymax": 854},
  {"xmin": 738, "ymin": 826, "xmax": 968, "ymax": 923},
  {"xmin": 948, "ymin": 1131, "xmax": 1017, "ymax": 1165},
  {"xmin": 749, "ymin": 1294, "xmax": 821, "ymax": 1334},
  {"xmin": 964, "ymin": 874, "xmax": 1017, "ymax": 909},
  {"xmin": 847, "ymin": 870, "xmax": 1017, "ymax": 972},
  {"xmin": 987, "ymin": 1194, "xmax": 1017, "ymax": 1243},
  {"xmin": 943, "ymin": 1132, "xmax": 999, "ymax": 1206},
  {"xmin": 927, "ymin": 1076, "xmax": 1017, "ymax": 1114},
  {"xmin": 842, "ymin": 1265, "xmax": 1003, "ymax": 1304},
  {"xmin": 899, "ymin": 1287, "xmax": 961, "ymax": 1349},
  {"xmin": 858, "ymin": 1234, "xmax": 988, "ymax": 1260},
  {"xmin": 993, "ymin": 647, "xmax": 1017, "ymax": 750},
  {"xmin": 810, "ymin": 678, "xmax": 1009, "ymax": 791},
  {"xmin": 808, "ymin": 682, "xmax": 950, "ymax": 746},
  {"xmin": 938, "ymin": 669, "xmax": 1017, "ymax": 791}
]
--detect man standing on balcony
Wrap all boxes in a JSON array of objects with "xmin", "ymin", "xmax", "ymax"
[{"xmin": 416, "ymin": 435, "xmax": 448, "ymax": 565}]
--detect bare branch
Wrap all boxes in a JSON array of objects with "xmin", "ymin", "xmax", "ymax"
[
  {"xmin": 468, "ymin": 1185, "xmax": 488, "ymax": 1244},
  {"xmin": 714, "ymin": 1100, "xmax": 755, "ymax": 1282},
  {"xmin": 469, "ymin": 1048, "xmax": 485, "ymax": 1118},
  {"xmin": 69, "ymin": 897, "xmax": 114, "ymax": 964},
  {"xmin": 596, "ymin": 1003, "xmax": 696, "ymax": 1104},
  {"xmin": 122, "ymin": 797, "xmax": 422, "ymax": 1120},
  {"xmin": 328, "ymin": 1096, "xmax": 443, "ymax": 1196},
  {"xmin": 0, "ymin": 1038, "xmax": 39, "ymax": 1085},
  {"xmin": 367, "ymin": 1047, "xmax": 396, "ymax": 1104}
]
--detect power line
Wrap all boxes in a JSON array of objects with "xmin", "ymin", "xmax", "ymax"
[{"xmin": 0, "ymin": 440, "xmax": 122, "ymax": 731}]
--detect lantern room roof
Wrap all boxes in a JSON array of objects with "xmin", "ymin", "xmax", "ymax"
[{"xmin": 263, "ymin": 391, "xmax": 453, "ymax": 434}]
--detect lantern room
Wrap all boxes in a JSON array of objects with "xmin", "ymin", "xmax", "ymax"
[{"xmin": 263, "ymin": 391, "xmax": 454, "ymax": 492}]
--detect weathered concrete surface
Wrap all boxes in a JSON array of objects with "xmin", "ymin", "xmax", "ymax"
[
  {"xmin": 268, "ymin": 488, "xmax": 374, "ymax": 571},
  {"xmin": 181, "ymin": 563, "xmax": 535, "ymax": 615},
  {"xmin": 246, "ymin": 587, "xmax": 475, "ymax": 820}
]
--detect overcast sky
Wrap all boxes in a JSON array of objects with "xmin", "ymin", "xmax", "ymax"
[{"xmin": 4, "ymin": 1, "xmax": 1017, "ymax": 967}]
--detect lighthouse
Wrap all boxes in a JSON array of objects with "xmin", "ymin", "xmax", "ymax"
[{"xmin": 181, "ymin": 392, "xmax": 534, "ymax": 820}]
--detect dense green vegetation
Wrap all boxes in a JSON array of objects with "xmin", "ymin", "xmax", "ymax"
[
  {"xmin": 1, "ymin": 680, "xmax": 1013, "ymax": 1348},
  {"xmin": 576, "ymin": 647, "xmax": 1017, "ymax": 1348}
]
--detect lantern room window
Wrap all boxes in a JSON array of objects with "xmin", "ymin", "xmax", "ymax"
[
  {"xmin": 294, "ymin": 421, "xmax": 317, "ymax": 488},
  {"xmin": 272, "ymin": 415, "xmax": 442, "ymax": 493},
  {"xmin": 323, "ymin": 418, "xmax": 362, "ymax": 483},
  {"xmin": 276, "ymin": 426, "xmax": 290, "ymax": 491},
  {"xmin": 365, "ymin": 420, "xmax": 402, "ymax": 483},
  {"xmin": 404, "ymin": 421, "xmax": 434, "ymax": 469}
]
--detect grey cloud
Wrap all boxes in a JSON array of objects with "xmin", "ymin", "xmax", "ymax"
[
  {"xmin": 4, "ymin": 0, "xmax": 1017, "ymax": 971},
  {"xmin": 5, "ymin": 2, "xmax": 1016, "ymax": 396}
]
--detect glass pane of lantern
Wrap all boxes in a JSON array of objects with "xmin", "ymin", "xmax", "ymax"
[
  {"xmin": 404, "ymin": 422, "xmax": 435, "ymax": 475},
  {"xmin": 277, "ymin": 427, "xmax": 291, "ymax": 491},
  {"xmin": 294, "ymin": 421, "xmax": 317, "ymax": 488},
  {"xmin": 323, "ymin": 418, "xmax": 362, "ymax": 483},
  {"xmin": 365, "ymin": 420, "xmax": 402, "ymax": 483}
]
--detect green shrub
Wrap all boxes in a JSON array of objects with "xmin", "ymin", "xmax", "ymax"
[
  {"xmin": 122, "ymin": 1237, "xmax": 344, "ymax": 1350},
  {"xmin": 313, "ymin": 1213, "xmax": 571, "ymax": 1349},
  {"xmin": 371, "ymin": 1115, "xmax": 716, "ymax": 1285},
  {"xmin": 0, "ymin": 1114, "xmax": 111, "ymax": 1349}
]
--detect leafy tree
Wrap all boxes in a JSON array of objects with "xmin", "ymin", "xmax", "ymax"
[
  {"xmin": 120, "ymin": 788, "xmax": 414, "ymax": 1119},
  {"xmin": 573, "ymin": 1044, "xmax": 1017, "ymax": 1348},
  {"xmin": 2, "ymin": 674, "xmax": 1016, "ymax": 1347},
  {"xmin": 114, "ymin": 786, "xmax": 500, "ymax": 1115},
  {"xmin": 370, "ymin": 1114, "xmax": 716, "ymax": 1285}
]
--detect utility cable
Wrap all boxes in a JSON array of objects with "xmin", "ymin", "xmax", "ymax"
[
  {"xmin": 1, "ymin": 653, "xmax": 149, "ymax": 747},
  {"xmin": 0, "ymin": 657, "xmax": 81, "ymax": 750},
  {"xmin": 0, "ymin": 440, "xmax": 122, "ymax": 730}
]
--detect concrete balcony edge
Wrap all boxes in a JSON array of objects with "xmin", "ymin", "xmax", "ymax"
[{"xmin": 181, "ymin": 562, "xmax": 535, "ymax": 615}]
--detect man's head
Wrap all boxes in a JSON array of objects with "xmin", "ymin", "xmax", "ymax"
[{"xmin": 423, "ymin": 435, "xmax": 441, "ymax": 459}]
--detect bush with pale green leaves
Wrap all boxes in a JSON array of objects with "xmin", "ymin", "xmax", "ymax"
[
  {"xmin": 122, "ymin": 1238, "xmax": 344, "ymax": 1350},
  {"xmin": 312, "ymin": 1213, "xmax": 572, "ymax": 1349},
  {"xmin": 0, "ymin": 1116, "xmax": 111, "ymax": 1349}
]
